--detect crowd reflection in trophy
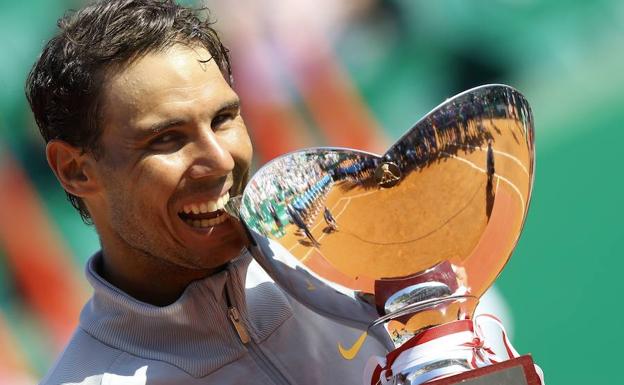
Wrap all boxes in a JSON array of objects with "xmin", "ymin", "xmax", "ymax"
[
  {"xmin": 242, "ymin": 151, "xmax": 381, "ymax": 246},
  {"xmin": 385, "ymin": 86, "xmax": 532, "ymax": 178}
]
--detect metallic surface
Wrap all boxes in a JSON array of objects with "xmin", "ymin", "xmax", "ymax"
[{"xmin": 239, "ymin": 84, "xmax": 534, "ymax": 351}]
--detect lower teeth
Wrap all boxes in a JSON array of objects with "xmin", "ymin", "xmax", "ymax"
[{"xmin": 185, "ymin": 215, "xmax": 227, "ymax": 228}]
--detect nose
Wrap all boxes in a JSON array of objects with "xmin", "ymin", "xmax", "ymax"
[{"xmin": 187, "ymin": 128, "xmax": 235, "ymax": 180}]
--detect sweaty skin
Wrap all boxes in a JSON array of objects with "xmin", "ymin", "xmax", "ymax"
[{"xmin": 76, "ymin": 45, "xmax": 253, "ymax": 305}]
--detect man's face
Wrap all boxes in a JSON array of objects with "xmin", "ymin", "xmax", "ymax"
[{"xmin": 91, "ymin": 44, "xmax": 252, "ymax": 270}]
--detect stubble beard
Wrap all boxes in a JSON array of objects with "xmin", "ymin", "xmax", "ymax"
[{"xmin": 104, "ymin": 179, "xmax": 211, "ymax": 272}]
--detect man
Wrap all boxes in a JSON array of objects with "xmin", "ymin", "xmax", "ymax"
[
  {"xmin": 323, "ymin": 207, "xmax": 338, "ymax": 232},
  {"xmin": 26, "ymin": 1, "xmax": 386, "ymax": 383},
  {"xmin": 486, "ymin": 139, "xmax": 495, "ymax": 183},
  {"xmin": 286, "ymin": 203, "xmax": 319, "ymax": 247}
]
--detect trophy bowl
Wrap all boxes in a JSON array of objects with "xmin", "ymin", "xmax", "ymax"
[{"xmin": 235, "ymin": 84, "xmax": 536, "ymax": 384}]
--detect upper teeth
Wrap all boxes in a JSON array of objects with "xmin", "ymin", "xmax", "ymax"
[{"xmin": 181, "ymin": 192, "xmax": 229, "ymax": 215}]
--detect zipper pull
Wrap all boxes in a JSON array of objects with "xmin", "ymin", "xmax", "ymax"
[{"xmin": 228, "ymin": 306, "xmax": 251, "ymax": 344}]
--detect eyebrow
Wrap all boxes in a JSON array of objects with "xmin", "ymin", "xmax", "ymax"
[
  {"xmin": 215, "ymin": 99, "xmax": 241, "ymax": 116},
  {"xmin": 142, "ymin": 118, "xmax": 186, "ymax": 138},
  {"xmin": 134, "ymin": 98, "xmax": 241, "ymax": 140}
]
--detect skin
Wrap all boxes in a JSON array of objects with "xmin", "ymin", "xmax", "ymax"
[{"xmin": 46, "ymin": 45, "xmax": 253, "ymax": 306}]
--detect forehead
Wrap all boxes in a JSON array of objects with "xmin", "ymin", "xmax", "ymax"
[{"xmin": 100, "ymin": 45, "xmax": 235, "ymax": 121}]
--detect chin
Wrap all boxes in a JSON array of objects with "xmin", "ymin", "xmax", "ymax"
[{"xmin": 188, "ymin": 245, "xmax": 244, "ymax": 270}]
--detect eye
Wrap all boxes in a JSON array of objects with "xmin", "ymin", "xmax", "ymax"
[
  {"xmin": 149, "ymin": 132, "xmax": 184, "ymax": 151},
  {"xmin": 211, "ymin": 112, "xmax": 236, "ymax": 129}
]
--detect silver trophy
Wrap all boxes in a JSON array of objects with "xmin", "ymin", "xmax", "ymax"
[{"xmin": 229, "ymin": 85, "xmax": 539, "ymax": 385}]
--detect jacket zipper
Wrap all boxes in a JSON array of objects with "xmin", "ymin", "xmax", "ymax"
[
  {"xmin": 224, "ymin": 272, "xmax": 292, "ymax": 385},
  {"xmin": 227, "ymin": 306, "xmax": 250, "ymax": 344}
]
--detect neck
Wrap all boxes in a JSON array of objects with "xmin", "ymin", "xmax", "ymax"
[{"xmin": 98, "ymin": 246, "xmax": 223, "ymax": 307}]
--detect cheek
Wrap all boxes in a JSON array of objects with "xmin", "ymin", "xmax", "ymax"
[
  {"xmin": 128, "ymin": 155, "xmax": 188, "ymax": 199},
  {"xmin": 216, "ymin": 127, "xmax": 252, "ymax": 195},
  {"xmin": 223, "ymin": 125, "xmax": 253, "ymax": 169}
]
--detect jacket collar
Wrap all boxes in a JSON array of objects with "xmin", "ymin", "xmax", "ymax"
[{"xmin": 80, "ymin": 250, "xmax": 255, "ymax": 377}]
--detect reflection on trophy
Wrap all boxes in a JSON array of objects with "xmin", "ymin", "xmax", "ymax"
[
  {"xmin": 375, "ymin": 162, "xmax": 402, "ymax": 188},
  {"xmin": 233, "ymin": 85, "xmax": 543, "ymax": 385}
]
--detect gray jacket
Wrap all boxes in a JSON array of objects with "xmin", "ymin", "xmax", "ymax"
[{"xmin": 40, "ymin": 251, "xmax": 387, "ymax": 384}]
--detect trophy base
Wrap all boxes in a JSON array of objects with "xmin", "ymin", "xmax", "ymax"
[{"xmin": 422, "ymin": 355, "xmax": 541, "ymax": 385}]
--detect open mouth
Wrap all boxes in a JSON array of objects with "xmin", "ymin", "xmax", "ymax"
[{"xmin": 178, "ymin": 192, "xmax": 230, "ymax": 229}]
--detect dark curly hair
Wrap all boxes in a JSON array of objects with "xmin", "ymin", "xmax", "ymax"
[{"xmin": 25, "ymin": 0, "xmax": 232, "ymax": 224}]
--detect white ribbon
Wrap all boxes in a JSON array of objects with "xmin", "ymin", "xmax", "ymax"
[{"xmin": 364, "ymin": 315, "xmax": 545, "ymax": 385}]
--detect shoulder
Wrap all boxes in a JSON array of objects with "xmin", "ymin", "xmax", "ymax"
[{"xmin": 39, "ymin": 328, "xmax": 126, "ymax": 385}]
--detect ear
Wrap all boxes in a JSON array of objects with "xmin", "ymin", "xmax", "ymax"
[{"xmin": 46, "ymin": 140, "xmax": 100, "ymax": 198}]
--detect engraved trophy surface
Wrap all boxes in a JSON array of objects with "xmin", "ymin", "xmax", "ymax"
[{"xmin": 236, "ymin": 85, "xmax": 537, "ymax": 384}]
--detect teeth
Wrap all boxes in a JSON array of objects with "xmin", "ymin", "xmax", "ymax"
[
  {"xmin": 217, "ymin": 192, "xmax": 230, "ymax": 210},
  {"xmin": 184, "ymin": 214, "xmax": 228, "ymax": 228},
  {"xmin": 206, "ymin": 201, "xmax": 218, "ymax": 212},
  {"xmin": 180, "ymin": 192, "xmax": 231, "ymax": 216}
]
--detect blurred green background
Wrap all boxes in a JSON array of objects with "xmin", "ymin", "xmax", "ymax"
[{"xmin": 1, "ymin": 0, "xmax": 622, "ymax": 383}]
